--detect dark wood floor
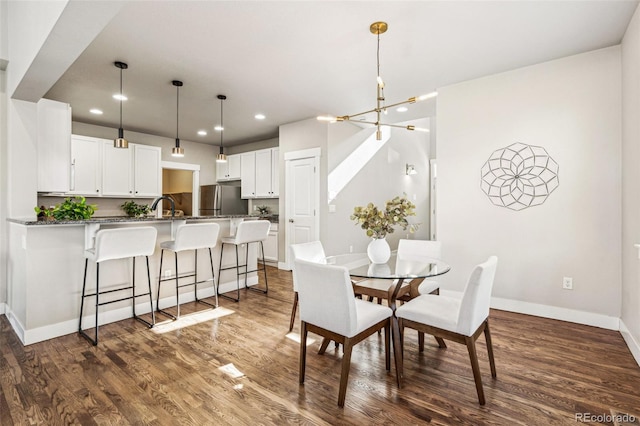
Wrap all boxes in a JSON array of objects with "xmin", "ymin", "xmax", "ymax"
[{"xmin": 1, "ymin": 266, "xmax": 639, "ymax": 425}]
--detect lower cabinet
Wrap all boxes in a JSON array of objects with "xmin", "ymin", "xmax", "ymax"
[{"xmin": 263, "ymin": 224, "xmax": 278, "ymax": 262}]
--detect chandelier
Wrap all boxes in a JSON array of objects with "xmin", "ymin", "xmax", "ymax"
[{"xmin": 318, "ymin": 21, "xmax": 436, "ymax": 140}]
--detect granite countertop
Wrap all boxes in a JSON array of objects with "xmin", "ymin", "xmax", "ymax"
[{"xmin": 8, "ymin": 214, "xmax": 257, "ymax": 226}]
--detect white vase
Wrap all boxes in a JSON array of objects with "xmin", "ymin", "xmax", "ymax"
[{"xmin": 367, "ymin": 238, "xmax": 391, "ymax": 264}]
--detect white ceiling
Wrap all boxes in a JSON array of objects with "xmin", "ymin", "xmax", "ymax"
[{"xmin": 44, "ymin": 1, "xmax": 638, "ymax": 147}]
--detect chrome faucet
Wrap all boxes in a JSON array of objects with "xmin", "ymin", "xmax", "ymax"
[{"xmin": 151, "ymin": 196, "xmax": 175, "ymax": 218}]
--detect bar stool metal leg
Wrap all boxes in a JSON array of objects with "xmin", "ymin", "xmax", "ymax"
[
  {"xmin": 246, "ymin": 241, "xmax": 268, "ymax": 294},
  {"xmin": 218, "ymin": 242, "xmax": 241, "ymax": 302}
]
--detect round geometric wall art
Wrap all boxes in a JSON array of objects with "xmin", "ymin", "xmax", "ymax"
[{"xmin": 480, "ymin": 142, "xmax": 559, "ymax": 211}]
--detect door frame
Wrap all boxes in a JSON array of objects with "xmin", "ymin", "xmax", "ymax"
[
  {"xmin": 283, "ymin": 147, "xmax": 321, "ymax": 270},
  {"xmin": 161, "ymin": 160, "xmax": 200, "ymax": 217}
]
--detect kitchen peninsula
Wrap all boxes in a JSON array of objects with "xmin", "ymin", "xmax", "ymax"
[{"xmin": 6, "ymin": 215, "xmax": 261, "ymax": 345}]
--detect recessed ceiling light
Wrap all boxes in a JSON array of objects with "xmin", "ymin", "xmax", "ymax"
[
  {"xmin": 112, "ymin": 93, "xmax": 127, "ymax": 101},
  {"xmin": 254, "ymin": 114, "xmax": 266, "ymax": 120},
  {"xmin": 90, "ymin": 108, "xmax": 103, "ymax": 115},
  {"xmin": 214, "ymin": 125, "xmax": 223, "ymax": 131},
  {"xmin": 396, "ymin": 106, "xmax": 408, "ymax": 112},
  {"xmin": 197, "ymin": 130, "xmax": 207, "ymax": 136}
]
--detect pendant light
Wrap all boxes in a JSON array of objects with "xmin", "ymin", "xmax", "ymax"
[
  {"xmin": 114, "ymin": 61, "xmax": 129, "ymax": 148},
  {"xmin": 216, "ymin": 94, "xmax": 227, "ymax": 163},
  {"xmin": 171, "ymin": 80, "xmax": 184, "ymax": 157}
]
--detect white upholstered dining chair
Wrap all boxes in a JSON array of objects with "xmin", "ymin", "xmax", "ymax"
[
  {"xmin": 395, "ymin": 256, "xmax": 498, "ymax": 405},
  {"xmin": 289, "ymin": 241, "xmax": 327, "ymax": 331},
  {"xmin": 294, "ymin": 258, "xmax": 395, "ymax": 407}
]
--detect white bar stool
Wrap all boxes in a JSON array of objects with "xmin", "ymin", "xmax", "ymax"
[
  {"xmin": 156, "ymin": 222, "xmax": 220, "ymax": 319},
  {"xmin": 217, "ymin": 220, "xmax": 270, "ymax": 302},
  {"xmin": 79, "ymin": 226, "xmax": 158, "ymax": 346}
]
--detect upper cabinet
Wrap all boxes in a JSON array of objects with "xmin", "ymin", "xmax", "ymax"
[
  {"xmin": 37, "ymin": 99, "xmax": 72, "ymax": 193},
  {"xmin": 70, "ymin": 135, "xmax": 161, "ymax": 198},
  {"xmin": 255, "ymin": 148, "xmax": 279, "ymax": 197},
  {"xmin": 102, "ymin": 141, "xmax": 133, "ymax": 196},
  {"xmin": 240, "ymin": 152, "xmax": 256, "ymax": 198},
  {"xmin": 216, "ymin": 154, "xmax": 241, "ymax": 181},
  {"xmin": 242, "ymin": 147, "xmax": 279, "ymax": 199},
  {"xmin": 70, "ymin": 135, "xmax": 102, "ymax": 196},
  {"xmin": 133, "ymin": 144, "xmax": 162, "ymax": 197}
]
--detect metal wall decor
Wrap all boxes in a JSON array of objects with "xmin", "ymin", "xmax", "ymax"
[{"xmin": 480, "ymin": 142, "xmax": 559, "ymax": 211}]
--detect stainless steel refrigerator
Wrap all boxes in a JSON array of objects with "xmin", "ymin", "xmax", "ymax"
[{"xmin": 200, "ymin": 184, "xmax": 248, "ymax": 215}]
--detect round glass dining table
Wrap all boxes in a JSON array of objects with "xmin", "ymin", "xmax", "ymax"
[{"xmin": 325, "ymin": 252, "xmax": 451, "ymax": 311}]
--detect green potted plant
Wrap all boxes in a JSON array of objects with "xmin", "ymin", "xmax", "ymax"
[
  {"xmin": 121, "ymin": 200, "xmax": 151, "ymax": 218},
  {"xmin": 34, "ymin": 205, "xmax": 55, "ymax": 221},
  {"xmin": 52, "ymin": 196, "xmax": 97, "ymax": 220},
  {"xmin": 350, "ymin": 194, "xmax": 418, "ymax": 264}
]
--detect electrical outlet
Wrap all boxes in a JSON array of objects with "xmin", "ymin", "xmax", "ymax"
[
  {"xmin": 349, "ymin": 245, "xmax": 353, "ymax": 253},
  {"xmin": 562, "ymin": 277, "xmax": 573, "ymax": 290}
]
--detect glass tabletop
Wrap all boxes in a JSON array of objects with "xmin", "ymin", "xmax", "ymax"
[{"xmin": 325, "ymin": 253, "xmax": 451, "ymax": 280}]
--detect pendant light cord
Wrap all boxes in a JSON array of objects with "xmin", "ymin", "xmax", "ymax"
[
  {"xmin": 220, "ymin": 97, "xmax": 224, "ymax": 149},
  {"xmin": 176, "ymin": 85, "xmax": 179, "ymax": 139},
  {"xmin": 119, "ymin": 68, "xmax": 123, "ymax": 128}
]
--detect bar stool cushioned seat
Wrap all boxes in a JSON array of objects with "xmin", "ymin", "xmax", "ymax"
[
  {"xmin": 218, "ymin": 220, "xmax": 271, "ymax": 302},
  {"xmin": 157, "ymin": 222, "xmax": 220, "ymax": 319},
  {"xmin": 79, "ymin": 226, "xmax": 158, "ymax": 345}
]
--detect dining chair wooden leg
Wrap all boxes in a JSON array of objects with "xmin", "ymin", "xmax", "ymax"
[
  {"xmin": 435, "ymin": 337, "xmax": 447, "ymax": 348},
  {"xmin": 289, "ymin": 292, "xmax": 298, "ymax": 332},
  {"xmin": 394, "ymin": 317, "xmax": 403, "ymax": 388},
  {"xmin": 299, "ymin": 321, "xmax": 308, "ymax": 384},
  {"xmin": 484, "ymin": 320, "xmax": 497, "ymax": 378},
  {"xmin": 384, "ymin": 320, "xmax": 391, "ymax": 371},
  {"xmin": 465, "ymin": 335, "xmax": 486, "ymax": 405},
  {"xmin": 318, "ymin": 337, "xmax": 331, "ymax": 354},
  {"xmin": 337, "ymin": 338, "xmax": 354, "ymax": 407}
]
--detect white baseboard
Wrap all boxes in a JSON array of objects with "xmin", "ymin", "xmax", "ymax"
[
  {"xmin": 489, "ymin": 295, "xmax": 620, "ymax": 330},
  {"xmin": 0, "ymin": 302, "xmax": 6, "ymax": 315},
  {"xmin": 438, "ymin": 290, "xmax": 620, "ymax": 330},
  {"xmin": 5, "ymin": 276, "xmax": 258, "ymax": 346},
  {"xmin": 278, "ymin": 261, "xmax": 290, "ymax": 270},
  {"xmin": 620, "ymin": 320, "xmax": 640, "ymax": 368}
]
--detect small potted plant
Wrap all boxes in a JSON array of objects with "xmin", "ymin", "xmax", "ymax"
[
  {"xmin": 34, "ymin": 205, "xmax": 55, "ymax": 221},
  {"xmin": 351, "ymin": 194, "xmax": 417, "ymax": 264},
  {"xmin": 51, "ymin": 196, "xmax": 97, "ymax": 221},
  {"xmin": 121, "ymin": 200, "xmax": 151, "ymax": 218},
  {"xmin": 256, "ymin": 205, "xmax": 270, "ymax": 216}
]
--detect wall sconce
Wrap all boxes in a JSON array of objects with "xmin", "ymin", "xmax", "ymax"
[{"xmin": 406, "ymin": 164, "xmax": 417, "ymax": 175}]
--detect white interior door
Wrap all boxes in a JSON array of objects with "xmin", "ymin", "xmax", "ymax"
[{"xmin": 285, "ymin": 151, "xmax": 319, "ymax": 269}]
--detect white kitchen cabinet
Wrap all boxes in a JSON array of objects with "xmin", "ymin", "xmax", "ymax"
[
  {"xmin": 263, "ymin": 224, "xmax": 278, "ymax": 262},
  {"xmin": 133, "ymin": 144, "xmax": 162, "ymax": 197},
  {"xmin": 216, "ymin": 154, "xmax": 241, "ymax": 181},
  {"xmin": 37, "ymin": 99, "xmax": 72, "ymax": 193},
  {"xmin": 102, "ymin": 141, "xmax": 133, "ymax": 196},
  {"xmin": 69, "ymin": 135, "xmax": 161, "ymax": 198},
  {"xmin": 271, "ymin": 148, "xmax": 279, "ymax": 197},
  {"xmin": 255, "ymin": 148, "xmax": 279, "ymax": 197},
  {"xmin": 69, "ymin": 135, "xmax": 102, "ymax": 196},
  {"xmin": 241, "ymin": 152, "xmax": 256, "ymax": 198}
]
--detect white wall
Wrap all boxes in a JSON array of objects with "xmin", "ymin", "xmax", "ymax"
[
  {"xmin": 0, "ymin": 70, "xmax": 7, "ymax": 310},
  {"xmin": 5, "ymin": 0, "xmax": 67, "ymax": 97},
  {"xmin": 621, "ymin": 5, "xmax": 640, "ymax": 364},
  {"xmin": 437, "ymin": 46, "xmax": 622, "ymax": 328},
  {"xmin": 278, "ymin": 118, "xmax": 328, "ymax": 260},
  {"xmin": 325, "ymin": 119, "xmax": 431, "ymax": 256}
]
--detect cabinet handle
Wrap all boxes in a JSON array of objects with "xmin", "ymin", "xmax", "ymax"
[
  {"xmin": 96, "ymin": 189, "xmax": 99, "ymax": 193},
  {"xmin": 129, "ymin": 191, "xmax": 132, "ymax": 194}
]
